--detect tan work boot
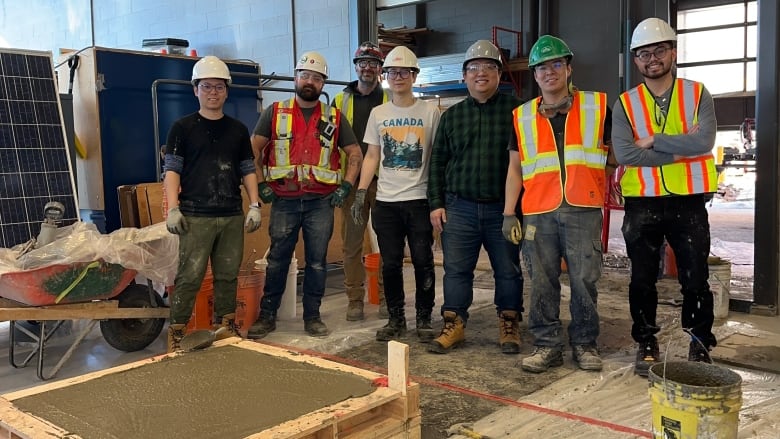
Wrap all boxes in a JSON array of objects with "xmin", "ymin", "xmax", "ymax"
[
  {"xmin": 346, "ymin": 300, "xmax": 365, "ymax": 321},
  {"xmin": 167, "ymin": 324, "xmax": 186, "ymax": 353},
  {"xmin": 215, "ymin": 312, "xmax": 240, "ymax": 340},
  {"xmin": 428, "ymin": 311, "xmax": 465, "ymax": 354},
  {"xmin": 499, "ymin": 310, "xmax": 521, "ymax": 354}
]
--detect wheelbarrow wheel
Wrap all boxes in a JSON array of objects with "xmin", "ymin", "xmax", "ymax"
[{"xmin": 100, "ymin": 284, "xmax": 165, "ymax": 352}]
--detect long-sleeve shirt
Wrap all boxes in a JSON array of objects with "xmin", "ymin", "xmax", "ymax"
[
  {"xmin": 612, "ymin": 83, "xmax": 716, "ymax": 167},
  {"xmin": 428, "ymin": 92, "xmax": 523, "ymax": 210}
]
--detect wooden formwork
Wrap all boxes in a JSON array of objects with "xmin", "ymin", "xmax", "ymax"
[{"xmin": 0, "ymin": 340, "xmax": 421, "ymax": 439}]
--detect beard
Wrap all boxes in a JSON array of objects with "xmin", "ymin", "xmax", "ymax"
[
  {"xmin": 296, "ymin": 85, "xmax": 321, "ymax": 102},
  {"xmin": 641, "ymin": 61, "xmax": 673, "ymax": 80}
]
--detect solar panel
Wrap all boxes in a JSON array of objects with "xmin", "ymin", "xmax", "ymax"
[{"xmin": 0, "ymin": 49, "xmax": 79, "ymax": 249}]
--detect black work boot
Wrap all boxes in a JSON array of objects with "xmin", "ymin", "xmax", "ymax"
[
  {"xmin": 376, "ymin": 308, "xmax": 406, "ymax": 341},
  {"xmin": 415, "ymin": 309, "xmax": 434, "ymax": 342},
  {"xmin": 247, "ymin": 315, "xmax": 276, "ymax": 340}
]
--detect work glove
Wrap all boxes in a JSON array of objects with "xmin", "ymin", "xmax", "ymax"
[
  {"xmin": 502, "ymin": 214, "xmax": 522, "ymax": 244},
  {"xmin": 166, "ymin": 207, "xmax": 188, "ymax": 235},
  {"xmin": 350, "ymin": 189, "xmax": 367, "ymax": 226},
  {"xmin": 258, "ymin": 182, "xmax": 277, "ymax": 204},
  {"xmin": 329, "ymin": 181, "xmax": 353, "ymax": 208},
  {"xmin": 245, "ymin": 204, "xmax": 262, "ymax": 233}
]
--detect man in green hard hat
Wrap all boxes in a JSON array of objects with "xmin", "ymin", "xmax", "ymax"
[{"xmin": 504, "ymin": 35, "xmax": 612, "ymax": 373}]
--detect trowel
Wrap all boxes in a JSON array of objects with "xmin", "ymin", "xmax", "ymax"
[{"xmin": 179, "ymin": 326, "xmax": 228, "ymax": 352}]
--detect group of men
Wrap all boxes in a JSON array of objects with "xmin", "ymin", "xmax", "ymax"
[{"xmin": 163, "ymin": 16, "xmax": 719, "ymax": 377}]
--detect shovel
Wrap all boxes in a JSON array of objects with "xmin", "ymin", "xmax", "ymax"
[{"xmin": 179, "ymin": 326, "xmax": 228, "ymax": 352}]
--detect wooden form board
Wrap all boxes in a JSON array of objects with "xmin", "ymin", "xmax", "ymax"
[
  {"xmin": 0, "ymin": 339, "xmax": 421, "ymax": 439},
  {"xmin": 127, "ymin": 182, "xmax": 345, "ymax": 269}
]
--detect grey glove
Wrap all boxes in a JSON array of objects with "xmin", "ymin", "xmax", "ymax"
[
  {"xmin": 166, "ymin": 207, "xmax": 188, "ymax": 235},
  {"xmin": 350, "ymin": 189, "xmax": 367, "ymax": 226},
  {"xmin": 502, "ymin": 214, "xmax": 522, "ymax": 244},
  {"xmin": 330, "ymin": 181, "xmax": 353, "ymax": 208},
  {"xmin": 258, "ymin": 182, "xmax": 277, "ymax": 204},
  {"xmin": 245, "ymin": 205, "xmax": 261, "ymax": 233}
]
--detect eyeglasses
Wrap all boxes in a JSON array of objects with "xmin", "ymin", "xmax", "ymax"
[
  {"xmin": 297, "ymin": 71, "xmax": 325, "ymax": 83},
  {"xmin": 465, "ymin": 63, "xmax": 499, "ymax": 73},
  {"xmin": 198, "ymin": 83, "xmax": 227, "ymax": 93},
  {"xmin": 534, "ymin": 60, "xmax": 566, "ymax": 74},
  {"xmin": 386, "ymin": 69, "xmax": 413, "ymax": 79},
  {"xmin": 635, "ymin": 46, "xmax": 670, "ymax": 62},
  {"xmin": 357, "ymin": 60, "xmax": 381, "ymax": 69}
]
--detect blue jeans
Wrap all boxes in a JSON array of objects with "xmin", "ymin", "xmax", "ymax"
[
  {"xmin": 260, "ymin": 197, "xmax": 333, "ymax": 321},
  {"xmin": 523, "ymin": 208, "xmax": 602, "ymax": 349},
  {"xmin": 372, "ymin": 199, "xmax": 435, "ymax": 314},
  {"xmin": 440, "ymin": 193, "xmax": 523, "ymax": 322},
  {"xmin": 170, "ymin": 215, "xmax": 244, "ymax": 323},
  {"xmin": 622, "ymin": 195, "xmax": 715, "ymax": 348}
]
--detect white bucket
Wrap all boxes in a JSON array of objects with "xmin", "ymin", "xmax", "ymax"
[
  {"xmin": 709, "ymin": 261, "xmax": 731, "ymax": 319},
  {"xmin": 254, "ymin": 253, "xmax": 298, "ymax": 320}
]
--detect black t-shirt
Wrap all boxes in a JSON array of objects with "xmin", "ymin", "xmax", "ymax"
[{"xmin": 166, "ymin": 112, "xmax": 253, "ymax": 216}]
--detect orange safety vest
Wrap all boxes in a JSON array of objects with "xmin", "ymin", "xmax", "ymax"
[
  {"xmin": 618, "ymin": 78, "xmax": 717, "ymax": 197},
  {"xmin": 513, "ymin": 91, "xmax": 608, "ymax": 214},
  {"xmin": 263, "ymin": 98, "xmax": 342, "ymax": 196}
]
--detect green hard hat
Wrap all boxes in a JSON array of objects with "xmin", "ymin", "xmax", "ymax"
[{"xmin": 529, "ymin": 35, "xmax": 573, "ymax": 67}]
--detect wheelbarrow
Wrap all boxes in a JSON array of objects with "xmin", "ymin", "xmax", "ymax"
[{"xmin": 0, "ymin": 261, "xmax": 169, "ymax": 380}]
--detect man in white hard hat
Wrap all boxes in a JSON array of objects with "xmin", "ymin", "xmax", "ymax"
[
  {"xmin": 613, "ymin": 17, "xmax": 718, "ymax": 377},
  {"xmin": 427, "ymin": 40, "xmax": 524, "ymax": 355},
  {"xmin": 333, "ymin": 41, "xmax": 391, "ymax": 322},
  {"xmin": 505, "ymin": 35, "xmax": 611, "ymax": 373},
  {"xmin": 164, "ymin": 55, "xmax": 261, "ymax": 352},
  {"xmin": 248, "ymin": 51, "xmax": 362, "ymax": 339},
  {"xmin": 351, "ymin": 45, "xmax": 440, "ymax": 342}
]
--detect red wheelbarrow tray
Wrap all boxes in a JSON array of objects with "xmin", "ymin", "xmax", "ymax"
[{"xmin": 0, "ymin": 262, "xmax": 137, "ymax": 306}]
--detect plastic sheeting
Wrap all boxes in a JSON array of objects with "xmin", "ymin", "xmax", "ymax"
[{"xmin": 0, "ymin": 222, "xmax": 178, "ymax": 286}]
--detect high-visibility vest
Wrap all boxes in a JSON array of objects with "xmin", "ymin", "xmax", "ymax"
[
  {"xmin": 263, "ymin": 98, "xmax": 342, "ymax": 196},
  {"xmin": 513, "ymin": 91, "xmax": 608, "ymax": 214},
  {"xmin": 334, "ymin": 87, "xmax": 389, "ymax": 175},
  {"xmin": 619, "ymin": 78, "xmax": 717, "ymax": 197}
]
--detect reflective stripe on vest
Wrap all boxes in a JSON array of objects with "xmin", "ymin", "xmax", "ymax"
[
  {"xmin": 514, "ymin": 91, "xmax": 608, "ymax": 214},
  {"xmin": 266, "ymin": 98, "xmax": 341, "ymax": 186},
  {"xmin": 334, "ymin": 89, "xmax": 389, "ymax": 176},
  {"xmin": 619, "ymin": 78, "xmax": 717, "ymax": 196}
]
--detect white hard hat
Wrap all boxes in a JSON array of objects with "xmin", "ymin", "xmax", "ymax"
[
  {"xmin": 191, "ymin": 55, "xmax": 231, "ymax": 85},
  {"xmin": 464, "ymin": 40, "xmax": 503, "ymax": 69},
  {"xmin": 382, "ymin": 46, "xmax": 420, "ymax": 72},
  {"xmin": 295, "ymin": 51, "xmax": 328, "ymax": 78},
  {"xmin": 631, "ymin": 17, "xmax": 677, "ymax": 51}
]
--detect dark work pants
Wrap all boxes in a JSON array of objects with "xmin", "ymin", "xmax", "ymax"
[
  {"xmin": 371, "ymin": 199, "xmax": 435, "ymax": 316},
  {"xmin": 621, "ymin": 194, "xmax": 716, "ymax": 348}
]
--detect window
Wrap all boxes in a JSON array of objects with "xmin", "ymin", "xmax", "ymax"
[{"xmin": 676, "ymin": 1, "xmax": 756, "ymax": 95}]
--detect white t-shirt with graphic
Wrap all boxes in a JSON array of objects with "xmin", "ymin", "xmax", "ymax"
[{"xmin": 363, "ymin": 99, "xmax": 441, "ymax": 202}]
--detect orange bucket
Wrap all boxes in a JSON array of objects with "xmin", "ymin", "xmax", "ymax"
[
  {"xmin": 234, "ymin": 270, "xmax": 265, "ymax": 337},
  {"xmin": 364, "ymin": 253, "xmax": 380, "ymax": 305}
]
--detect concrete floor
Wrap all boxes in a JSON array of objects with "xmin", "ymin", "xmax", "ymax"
[{"xmin": 1, "ymin": 207, "xmax": 777, "ymax": 438}]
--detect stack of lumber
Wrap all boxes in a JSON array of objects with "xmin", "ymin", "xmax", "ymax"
[{"xmin": 378, "ymin": 25, "xmax": 430, "ymax": 52}]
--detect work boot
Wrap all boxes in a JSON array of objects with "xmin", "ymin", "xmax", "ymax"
[
  {"xmin": 428, "ymin": 311, "xmax": 465, "ymax": 354},
  {"xmin": 346, "ymin": 300, "xmax": 365, "ymax": 321},
  {"xmin": 572, "ymin": 345, "xmax": 603, "ymax": 371},
  {"xmin": 688, "ymin": 340, "xmax": 713, "ymax": 363},
  {"xmin": 415, "ymin": 309, "xmax": 434, "ymax": 342},
  {"xmin": 215, "ymin": 312, "xmax": 240, "ymax": 340},
  {"xmin": 498, "ymin": 310, "xmax": 521, "ymax": 354},
  {"xmin": 635, "ymin": 337, "xmax": 660, "ymax": 377},
  {"xmin": 378, "ymin": 292, "xmax": 389, "ymax": 319},
  {"xmin": 167, "ymin": 324, "xmax": 186, "ymax": 353},
  {"xmin": 376, "ymin": 309, "xmax": 406, "ymax": 341},
  {"xmin": 521, "ymin": 346, "xmax": 564, "ymax": 373},
  {"xmin": 247, "ymin": 315, "xmax": 276, "ymax": 340},
  {"xmin": 304, "ymin": 318, "xmax": 330, "ymax": 337}
]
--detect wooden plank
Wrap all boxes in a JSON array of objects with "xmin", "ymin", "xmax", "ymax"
[
  {"xmin": 0, "ymin": 306, "xmax": 169, "ymax": 321},
  {"xmin": 0, "ymin": 398, "xmax": 76, "ymax": 438},
  {"xmin": 136, "ymin": 182, "xmax": 165, "ymax": 225},
  {"xmin": 387, "ymin": 341, "xmax": 409, "ymax": 395}
]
